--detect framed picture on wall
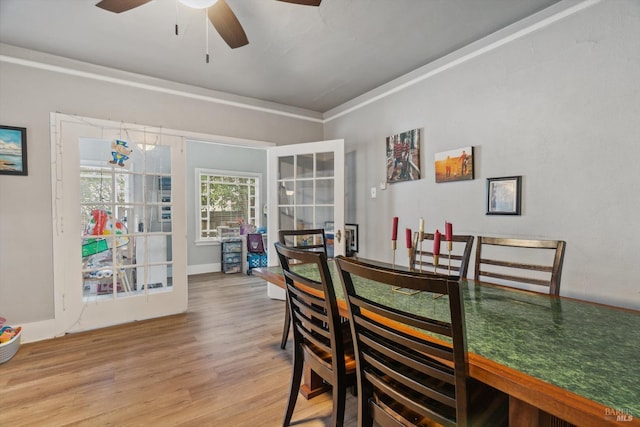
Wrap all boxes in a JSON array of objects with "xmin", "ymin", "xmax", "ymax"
[
  {"xmin": 0, "ymin": 125, "xmax": 28, "ymax": 176},
  {"xmin": 345, "ymin": 223, "xmax": 359, "ymax": 256},
  {"xmin": 386, "ymin": 128, "xmax": 421, "ymax": 183},
  {"xmin": 486, "ymin": 176, "xmax": 522, "ymax": 215},
  {"xmin": 434, "ymin": 146, "xmax": 473, "ymax": 183}
]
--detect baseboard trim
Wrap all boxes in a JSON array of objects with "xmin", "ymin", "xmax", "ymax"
[{"xmin": 187, "ymin": 263, "xmax": 221, "ymax": 276}]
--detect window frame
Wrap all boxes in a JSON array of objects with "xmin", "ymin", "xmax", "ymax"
[{"xmin": 195, "ymin": 168, "xmax": 261, "ymax": 244}]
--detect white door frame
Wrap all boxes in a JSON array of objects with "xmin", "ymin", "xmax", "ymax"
[
  {"xmin": 267, "ymin": 139, "xmax": 345, "ymax": 299},
  {"xmin": 50, "ymin": 113, "xmax": 187, "ymax": 335}
]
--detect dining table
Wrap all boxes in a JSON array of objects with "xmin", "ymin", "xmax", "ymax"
[{"xmin": 253, "ymin": 258, "xmax": 640, "ymax": 427}]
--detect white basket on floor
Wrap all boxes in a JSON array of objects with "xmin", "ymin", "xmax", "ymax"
[{"xmin": 0, "ymin": 328, "xmax": 22, "ymax": 364}]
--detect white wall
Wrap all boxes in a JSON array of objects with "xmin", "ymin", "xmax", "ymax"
[
  {"xmin": 0, "ymin": 45, "xmax": 322, "ymax": 327},
  {"xmin": 324, "ymin": 0, "xmax": 640, "ymax": 309}
]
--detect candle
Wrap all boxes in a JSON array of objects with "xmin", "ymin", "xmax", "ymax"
[
  {"xmin": 433, "ymin": 229, "xmax": 441, "ymax": 255},
  {"xmin": 419, "ymin": 217, "xmax": 425, "ymax": 233},
  {"xmin": 392, "ymin": 217, "xmax": 399, "ymax": 241},
  {"xmin": 406, "ymin": 228, "xmax": 412, "ymax": 248},
  {"xmin": 445, "ymin": 222, "xmax": 453, "ymax": 241}
]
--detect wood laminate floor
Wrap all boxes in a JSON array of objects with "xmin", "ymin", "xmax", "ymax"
[{"xmin": 0, "ymin": 273, "xmax": 358, "ymax": 426}]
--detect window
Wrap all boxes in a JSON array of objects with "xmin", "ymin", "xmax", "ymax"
[{"xmin": 197, "ymin": 169, "xmax": 260, "ymax": 242}]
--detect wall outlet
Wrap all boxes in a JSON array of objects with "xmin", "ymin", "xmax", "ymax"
[{"xmin": 371, "ymin": 186, "xmax": 377, "ymax": 198}]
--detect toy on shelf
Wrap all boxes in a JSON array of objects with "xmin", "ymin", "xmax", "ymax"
[
  {"xmin": 246, "ymin": 232, "xmax": 267, "ymax": 275},
  {"xmin": 82, "ymin": 209, "xmax": 131, "ymax": 292}
]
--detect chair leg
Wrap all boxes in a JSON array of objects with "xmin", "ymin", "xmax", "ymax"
[
  {"xmin": 283, "ymin": 344, "xmax": 304, "ymax": 426},
  {"xmin": 332, "ymin": 381, "xmax": 347, "ymax": 427},
  {"xmin": 280, "ymin": 300, "xmax": 291, "ymax": 349},
  {"xmin": 359, "ymin": 382, "xmax": 374, "ymax": 427}
]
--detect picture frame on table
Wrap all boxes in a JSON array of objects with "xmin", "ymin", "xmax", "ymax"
[
  {"xmin": 345, "ymin": 223, "xmax": 359, "ymax": 256},
  {"xmin": 0, "ymin": 125, "xmax": 28, "ymax": 176},
  {"xmin": 486, "ymin": 176, "xmax": 521, "ymax": 215}
]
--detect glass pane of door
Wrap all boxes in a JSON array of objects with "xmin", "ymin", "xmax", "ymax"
[
  {"xmin": 276, "ymin": 152, "xmax": 335, "ymax": 255},
  {"xmin": 79, "ymin": 138, "xmax": 173, "ymax": 300}
]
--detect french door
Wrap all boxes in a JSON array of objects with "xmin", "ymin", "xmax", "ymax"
[
  {"xmin": 267, "ymin": 139, "xmax": 345, "ymax": 299},
  {"xmin": 51, "ymin": 114, "xmax": 187, "ymax": 334}
]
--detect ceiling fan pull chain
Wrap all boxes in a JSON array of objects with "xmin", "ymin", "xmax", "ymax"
[{"xmin": 205, "ymin": 9, "xmax": 210, "ymax": 63}]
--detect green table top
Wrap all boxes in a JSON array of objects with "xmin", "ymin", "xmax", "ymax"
[{"xmin": 273, "ymin": 260, "xmax": 640, "ymax": 418}]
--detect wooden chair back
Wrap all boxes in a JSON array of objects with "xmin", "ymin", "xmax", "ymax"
[
  {"xmin": 411, "ymin": 233, "xmax": 474, "ymax": 278},
  {"xmin": 277, "ymin": 228, "xmax": 329, "ymax": 349},
  {"xmin": 335, "ymin": 255, "xmax": 470, "ymax": 426},
  {"xmin": 275, "ymin": 243, "xmax": 355, "ymax": 426},
  {"xmin": 278, "ymin": 228, "xmax": 328, "ymax": 256},
  {"xmin": 474, "ymin": 236, "xmax": 566, "ymax": 295}
]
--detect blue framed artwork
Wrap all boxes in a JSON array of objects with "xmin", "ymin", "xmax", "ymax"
[{"xmin": 0, "ymin": 125, "xmax": 28, "ymax": 176}]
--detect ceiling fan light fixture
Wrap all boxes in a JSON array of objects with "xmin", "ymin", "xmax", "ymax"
[{"xmin": 178, "ymin": 0, "xmax": 218, "ymax": 9}]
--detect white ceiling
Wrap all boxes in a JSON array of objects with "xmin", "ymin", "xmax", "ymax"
[{"xmin": 0, "ymin": 0, "xmax": 563, "ymax": 112}]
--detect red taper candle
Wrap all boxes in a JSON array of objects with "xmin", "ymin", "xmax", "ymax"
[
  {"xmin": 433, "ymin": 229, "xmax": 441, "ymax": 255},
  {"xmin": 445, "ymin": 222, "xmax": 453, "ymax": 241},
  {"xmin": 392, "ymin": 217, "xmax": 399, "ymax": 241},
  {"xmin": 406, "ymin": 228, "xmax": 413, "ymax": 248}
]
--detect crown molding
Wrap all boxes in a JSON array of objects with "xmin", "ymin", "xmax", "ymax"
[
  {"xmin": 322, "ymin": 0, "xmax": 602, "ymax": 123},
  {"xmin": 0, "ymin": 43, "xmax": 323, "ymax": 123}
]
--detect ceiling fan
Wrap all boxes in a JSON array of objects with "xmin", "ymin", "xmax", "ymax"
[{"xmin": 95, "ymin": 0, "xmax": 321, "ymax": 49}]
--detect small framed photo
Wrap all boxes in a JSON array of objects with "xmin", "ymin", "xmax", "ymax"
[
  {"xmin": 345, "ymin": 223, "xmax": 359, "ymax": 256},
  {"xmin": 486, "ymin": 176, "xmax": 521, "ymax": 215},
  {"xmin": 386, "ymin": 128, "xmax": 421, "ymax": 184},
  {"xmin": 434, "ymin": 146, "xmax": 474, "ymax": 183},
  {"xmin": 0, "ymin": 125, "xmax": 27, "ymax": 176}
]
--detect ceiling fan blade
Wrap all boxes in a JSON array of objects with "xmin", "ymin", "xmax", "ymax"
[
  {"xmin": 208, "ymin": 0, "xmax": 249, "ymax": 49},
  {"xmin": 95, "ymin": 0, "xmax": 152, "ymax": 13},
  {"xmin": 276, "ymin": 0, "xmax": 321, "ymax": 6}
]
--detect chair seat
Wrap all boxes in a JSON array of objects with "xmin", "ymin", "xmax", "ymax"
[{"xmin": 303, "ymin": 336, "xmax": 356, "ymax": 374}]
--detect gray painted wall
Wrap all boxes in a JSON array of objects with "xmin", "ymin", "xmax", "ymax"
[{"xmin": 324, "ymin": 0, "xmax": 640, "ymax": 309}]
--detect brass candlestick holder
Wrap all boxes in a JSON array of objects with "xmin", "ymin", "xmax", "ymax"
[
  {"xmin": 392, "ymin": 239, "xmax": 397, "ymax": 269},
  {"xmin": 418, "ymin": 231, "xmax": 424, "ymax": 272},
  {"xmin": 447, "ymin": 240, "xmax": 453, "ymax": 274},
  {"xmin": 432, "ymin": 254, "xmax": 445, "ymax": 298},
  {"xmin": 392, "ymin": 247, "xmax": 419, "ymax": 295}
]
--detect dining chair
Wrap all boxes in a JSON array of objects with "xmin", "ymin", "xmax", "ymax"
[
  {"xmin": 335, "ymin": 256, "xmax": 508, "ymax": 427},
  {"xmin": 278, "ymin": 228, "xmax": 328, "ymax": 349},
  {"xmin": 278, "ymin": 228, "xmax": 328, "ymax": 255},
  {"xmin": 411, "ymin": 232, "xmax": 474, "ymax": 278},
  {"xmin": 274, "ymin": 243, "xmax": 356, "ymax": 427},
  {"xmin": 474, "ymin": 236, "xmax": 566, "ymax": 295}
]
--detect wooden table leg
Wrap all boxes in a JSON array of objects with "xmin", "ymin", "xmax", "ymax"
[
  {"xmin": 299, "ymin": 365, "xmax": 330, "ymax": 399},
  {"xmin": 510, "ymin": 396, "xmax": 540, "ymax": 427}
]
